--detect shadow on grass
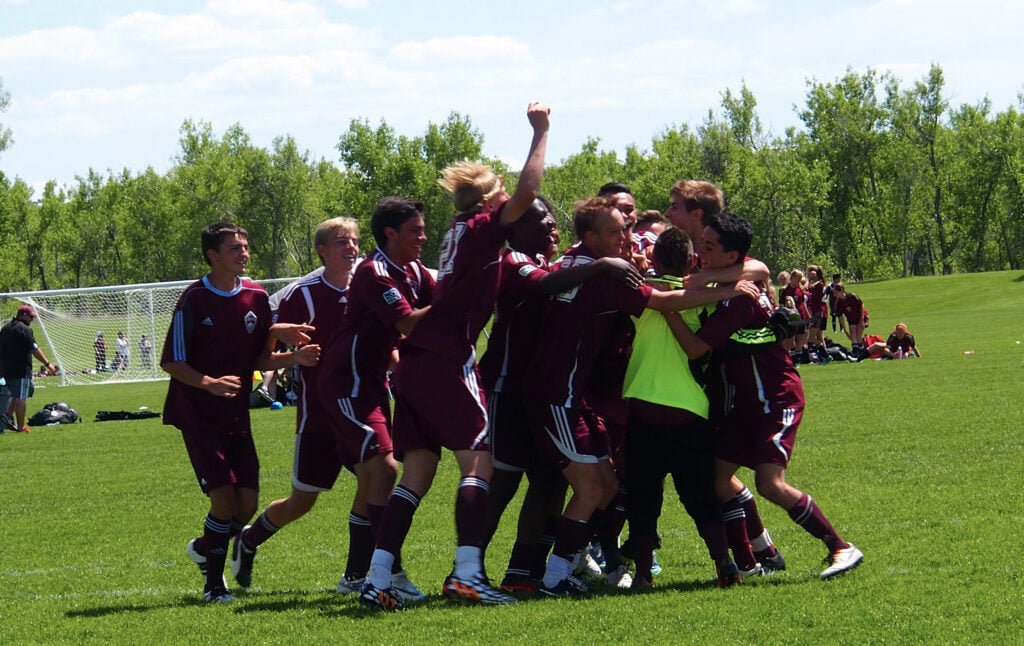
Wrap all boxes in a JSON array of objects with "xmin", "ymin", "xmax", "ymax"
[
  {"xmin": 63, "ymin": 574, "xmax": 811, "ymax": 619},
  {"xmin": 1013, "ymin": 273, "xmax": 1024, "ymax": 283}
]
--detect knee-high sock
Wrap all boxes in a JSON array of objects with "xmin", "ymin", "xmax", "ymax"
[
  {"xmin": 788, "ymin": 493, "xmax": 849, "ymax": 553},
  {"xmin": 203, "ymin": 514, "xmax": 232, "ymax": 591}
]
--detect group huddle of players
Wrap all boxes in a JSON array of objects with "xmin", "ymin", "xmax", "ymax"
[{"xmin": 163, "ymin": 102, "xmax": 862, "ymax": 607}]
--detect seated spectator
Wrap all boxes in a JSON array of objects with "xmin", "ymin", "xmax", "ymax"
[{"xmin": 886, "ymin": 323, "xmax": 920, "ymax": 358}]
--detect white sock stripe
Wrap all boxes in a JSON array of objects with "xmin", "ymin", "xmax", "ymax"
[
  {"xmin": 392, "ymin": 486, "xmax": 421, "ymax": 508},
  {"xmin": 736, "ymin": 487, "xmax": 754, "ymax": 503},
  {"xmin": 348, "ymin": 513, "xmax": 372, "ymax": 526},
  {"xmin": 722, "ymin": 508, "xmax": 747, "ymax": 522},
  {"xmin": 204, "ymin": 516, "xmax": 232, "ymax": 534},
  {"xmin": 459, "ymin": 476, "xmax": 490, "ymax": 492}
]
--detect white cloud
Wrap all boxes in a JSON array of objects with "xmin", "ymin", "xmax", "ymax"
[{"xmin": 390, "ymin": 36, "xmax": 532, "ymax": 64}]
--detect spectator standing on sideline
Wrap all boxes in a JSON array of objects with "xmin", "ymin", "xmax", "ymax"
[
  {"xmin": 93, "ymin": 331, "xmax": 107, "ymax": 372},
  {"xmin": 833, "ymin": 284, "xmax": 867, "ymax": 346},
  {"xmin": 138, "ymin": 334, "xmax": 153, "ymax": 369},
  {"xmin": 114, "ymin": 331, "xmax": 130, "ymax": 370},
  {"xmin": 162, "ymin": 221, "xmax": 321, "ymax": 604},
  {"xmin": 0, "ymin": 305, "xmax": 58, "ymax": 433}
]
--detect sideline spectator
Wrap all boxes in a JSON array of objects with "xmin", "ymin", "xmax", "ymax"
[
  {"xmin": 832, "ymin": 283, "xmax": 867, "ymax": 346},
  {"xmin": 866, "ymin": 322, "xmax": 921, "ymax": 359},
  {"xmin": 0, "ymin": 305, "xmax": 58, "ymax": 432},
  {"xmin": 93, "ymin": 331, "xmax": 107, "ymax": 372},
  {"xmin": 138, "ymin": 334, "xmax": 153, "ymax": 369},
  {"xmin": 113, "ymin": 331, "xmax": 129, "ymax": 370}
]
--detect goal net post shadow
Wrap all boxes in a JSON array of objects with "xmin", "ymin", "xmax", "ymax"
[{"xmin": 0, "ymin": 277, "xmax": 300, "ymax": 387}]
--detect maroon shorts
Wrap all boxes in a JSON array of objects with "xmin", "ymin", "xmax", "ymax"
[
  {"xmin": 321, "ymin": 393, "xmax": 393, "ymax": 468},
  {"xmin": 488, "ymin": 390, "xmax": 535, "ymax": 472},
  {"xmin": 590, "ymin": 396, "xmax": 628, "ymax": 455},
  {"xmin": 716, "ymin": 404, "xmax": 802, "ymax": 469},
  {"xmin": 527, "ymin": 402, "xmax": 609, "ymax": 470},
  {"xmin": 391, "ymin": 348, "xmax": 488, "ymax": 459},
  {"xmin": 179, "ymin": 422, "xmax": 260, "ymax": 493}
]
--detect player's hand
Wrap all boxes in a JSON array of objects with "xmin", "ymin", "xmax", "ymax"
[
  {"xmin": 45, "ymin": 362, "xmax": 58, "ymax": 376},
  {"xmin": 293, "ymin": 344, "xmax": 321, "ymax": 367},
  {"xmin": 206, "ymin": 375, "xmax": 243, "ymax": 398},
  {"xmin": 527, "ymin": 101, "xmax": 551, "ymax": 131},
  {"xmin": 732, "ymin": 280, "xmax": 760, "ymax": 299},
  {"xmin": 272, "ymin": 323, "xmax": 315, "ymax": 346},
  {"xmin": 594, "ymin": 257, "xmax": 642, "ymax": 289},
  {"xmin": 682, "ymin": 271, "xmax": 709, "ymax": 289}
]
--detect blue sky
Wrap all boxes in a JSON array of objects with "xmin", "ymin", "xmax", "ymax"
[{"xmin": 2, "ymin": 0, "xmax": 1022, "ymax": 194}]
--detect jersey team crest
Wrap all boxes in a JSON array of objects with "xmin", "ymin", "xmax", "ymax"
[{"xmin": 244, "ymin": 311, "xmax": 258, "ymax": 334}]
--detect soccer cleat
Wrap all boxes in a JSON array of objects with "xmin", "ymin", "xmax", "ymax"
[
  {"xmin": 256, "ymin": 386, "xmax": 274, "ymax": 403},
  {"xmin": 716, "ymin": 562, "xmax": 742, "ymax": 588},
  {"xmin": 17, "ymin": 425, "xmax": 30, "ymax": 433},
  {"xmin": 443, "ymin": 572, "xmax": 517, "ymax": 605},
  {"xmin": 500, "ymin": 574, "xmax": 539, "ymax": 596},
  {"xmin": 391, "ymin": 570, "xmax": 427, "ymax": 603},
  {"xmin": 230, "ymin": 528, "xmax": 256, "ymax": 587},
  {"xmin": 651, "ymin": 551, "xmax": 662, "ymax": 575},
  {"xmin": 359, "ymin": 580, "xmax": 404, "ymax": 611},
  {"xmin": 203, "ymin": 586, "xmax": 235, "ymax": 603},
  {"xmin": 604, "ymin": 564, "xmax": 633, "ymax": 589},
  {"xmin": 186, "ymin": 538, "xmax": 208, "ymax": 576},
  {"xmin": 761, "ymin": 551, "xmax": 787, "ymax": 573},
  {"xmin": 739, "ymin": 563, "xmax": 765, "ymax": 579},
  {"xmin": 336, "ymin": 574, "xmax": 366, "ymax": 594},
  {"xmin": 630, "ymin": 575, "xmax": 653, "ymax": 591},
  {"xmin": 574, "ymin": 551, "xmax": 603, "ymax": 578},
  {"xmin": 820, "ymin": 544, "xmax": 864, "ymax": 580},
  {"xmin": 586, "ymin": 541, "xmax": 606, "ymax": 570},
  {"xmin": 538, "ymin": 574, "xmax": 590, "ymax": 598}
]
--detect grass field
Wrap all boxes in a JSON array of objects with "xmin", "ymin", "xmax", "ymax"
[{"xmin": 2, "ymin": 271, "xmax": 1022, "ymax": 644}]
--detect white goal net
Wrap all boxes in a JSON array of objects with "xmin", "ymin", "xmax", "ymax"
[{"xmin": 1, "ymin": 277, "xmax": 299, "ymax": 387}]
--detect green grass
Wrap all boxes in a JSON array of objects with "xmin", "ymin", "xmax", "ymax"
[{"xmin": 2, "ymin": 271, "xmax": 1023, "ymax": 644}]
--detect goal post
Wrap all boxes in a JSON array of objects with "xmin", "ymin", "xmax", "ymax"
[{"xmin": 1, "ymin": 277, "xmax": 299, "ymax": 387}]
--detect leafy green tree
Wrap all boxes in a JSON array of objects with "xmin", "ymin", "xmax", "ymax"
[{"xmin": 0, "ymin": 78, "xmax": 12, "ymax": 156}]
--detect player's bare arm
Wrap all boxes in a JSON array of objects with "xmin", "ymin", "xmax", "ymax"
[
  {"xmin": 646, "ymin": 279, "xmax": 759, "ymax": 313},
  {"xmin": 684, "ymin": 257, "xmax": 770, "ymax": 288},
  {"xmin": 500, "ymin": 102, "xmax": 551, "ymax": 226},
  {"xmin": 393, "ymin": 306, "xmax": 432, "ymax": 337},
  {"xmin": 269, "ymin": 322, "xmax": 315, "ymax": 348},
  {"xmin": 537, "ymin": 256, "xmax": 642, "ymax": 295},
  {"xmin": 161, "ymin": 360, "xmax": 243, "ymax": 398},
  {"xmin": 256, "ymin": 344, "xmax": 321, "ymax": 371}
]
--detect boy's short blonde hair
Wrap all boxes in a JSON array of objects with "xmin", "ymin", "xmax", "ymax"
[
  {"xmin": 314, "ymin": 217, "xmax": 360, "ymax": 263},
  {"xmin": 438, "ymin": 161, "xmax": 503, "ymax": 212}
]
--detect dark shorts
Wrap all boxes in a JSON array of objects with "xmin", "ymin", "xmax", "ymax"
[
  {"xmin": 322, "ymin": 394, "xmax": 393, "ymax": 468},
  {"xmin": 527, "ymin": 402, "xmax": 609, "ymax": 470},
  {"xmin": 6, "ymin": 377, "xmax": 34, "ymax": 400},
  {"xmin": 716, "ymin": 404, "xmax": 802, "ymax": 470},
  {"xmin": 179, "ymin": 422, "xmax": 260, "ymax": 493},
  {"xmin": 809, "ymin": 312, "xmax": 825, "ymax": 328},
  {"xmin": 591, "ymin": 396, "xmax": 628, "ymax": 456},
  {"xmin": 391, "ymin": 348, "xmax": 488, "ymax": 459},
  {"xmin": 488, "ymin": 390, "xmax": 535, "ymax": 472}
]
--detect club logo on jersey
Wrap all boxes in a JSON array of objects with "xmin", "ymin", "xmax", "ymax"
[
  {"xmin": 201, "ymin": 316, "xmax": 214, "ymax": 326},
  {"xmin": 244, "ymin": 311, "xmax": 258, "ymax": 334},
  {"xmin": 382, "ymin": 288, "xmax": 402, "ymax": 305}
]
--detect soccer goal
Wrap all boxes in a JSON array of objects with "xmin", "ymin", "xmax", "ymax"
[{"xmin": 1, "ymin": 277, "xmax": 299, "ymax": 387}]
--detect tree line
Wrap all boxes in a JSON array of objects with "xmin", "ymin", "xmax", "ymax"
[{"xmin": 2, "ymin": 63, "xmax": 1024, "ymax": 292}]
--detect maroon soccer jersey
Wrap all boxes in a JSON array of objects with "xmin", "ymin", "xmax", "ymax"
[
  {"xmin": 273, "ymin": 272, "xmax": 350, "ymax": 433},
  {"xmin": 695, "ymin": 291, "xmax": 805, "ymax": 413},
  {"xmin": 780, "ymin": 284, "xmax": 811, "ymax": 319},
  {"xmin": 524, "ymin": 245, "xmax": 652, "ymax": 408},
  {"xmin": 834, "ymin": 294, "xmax": 864, "ymax": 324},
  {"xmin": 478, "ymin": 248, "xmax": 550, "ymax": 394},
  {"xmin": 162, "ymin": 276, "xmax": 271, "ymax": 434},
  {"xmin": 319, "ymin": 249, "xmax": 434, "ymax": 403},
  {"xmin": 404, "ymin": 203, "xmax": 508, "ymax": 363},
  {"xmin": 806, "ymin": 281, "xmax": 826, "ymax": 316}
]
